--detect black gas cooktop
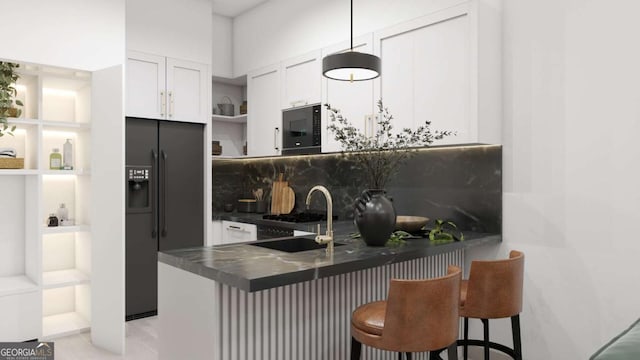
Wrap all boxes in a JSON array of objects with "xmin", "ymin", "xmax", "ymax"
[{"xmin": 262, "ymin": 212, "xmax": 338, "ymax": 223}]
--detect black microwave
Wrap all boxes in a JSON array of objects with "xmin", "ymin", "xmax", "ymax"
[{"xmin": 282, "ymin": 104, "xmax": 322, "ymax": 155}]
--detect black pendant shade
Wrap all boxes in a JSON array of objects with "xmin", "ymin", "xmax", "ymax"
[
  {"xmin": 322, "ymin": 0, "xmax": 381, "ymax": 81},
  {"xmin": 322, "ymin": 51, "xmax": 381, "ymax": 81}
]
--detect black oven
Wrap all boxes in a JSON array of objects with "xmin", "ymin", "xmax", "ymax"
[{"xmin": 282, "ymin": 104, "xmax": 321, "ymax": 155}]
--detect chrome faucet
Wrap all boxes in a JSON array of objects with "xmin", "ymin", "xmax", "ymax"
[{"xmin": 305, "ymin": 185, "xmax": 334, "ymax": 255}]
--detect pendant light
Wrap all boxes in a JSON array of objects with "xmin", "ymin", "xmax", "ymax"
[{"xmin": 322, "ymin": 0, "xmax": 381, "ymax": 81}]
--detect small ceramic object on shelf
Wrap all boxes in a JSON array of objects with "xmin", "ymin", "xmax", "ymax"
[{"xmin": 47, "ymin": 214, "xmax": 59, "ymax": 227}]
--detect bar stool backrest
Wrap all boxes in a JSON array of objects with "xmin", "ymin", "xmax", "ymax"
[
  {"xmin": 381, "ymin": 265, "xmax": 462, "ymax": 352},
  {"xmin": 463, "ymin": 250, "xmax": 524, "ymax": 319}
]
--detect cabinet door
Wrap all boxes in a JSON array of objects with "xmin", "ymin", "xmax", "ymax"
[
  {"xmin": 281, "ymin": 50, "xmax": 322, "ymax": 109},
  {"xmin": 221, "ymin": 221, "xmax": 257, "ymax": 244},
  {"xmin": 166, "ymin": 58, "xmax": 208, "ymax": 124},
  {"xmin": 374, "ymin": 6, "xmax": 471, "ymax": 144},
  {"xmin": 322, "ymin": 34, "xmax": 375, "ymax": 153},
  {"xmin": 247, "ymin": 64, "xmax": 281, "ymax": 157},
  {"xmin": 126, "ymin": 51, "xmax": 166, "ymax": 119},
  {"xmin": 158, "ymin": 121, "xmax": 205, "ymax": 251}
]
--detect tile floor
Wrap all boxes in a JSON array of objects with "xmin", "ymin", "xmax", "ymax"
[
  {"xmin": 52, "ymin": 316, "xmax": 158, "ymax": 360},
  {"xmin": 50, "ymin": 316, "xmax": 507, "ymax": 359}
]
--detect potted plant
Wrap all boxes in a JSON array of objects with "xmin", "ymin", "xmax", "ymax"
[
  {"xmin": 326, "ymin": 100, "xmax": 454, "ymax": 245},
  {"xmin": 0, "ymin": 61, "xmax": 24, "ymax": 137}
]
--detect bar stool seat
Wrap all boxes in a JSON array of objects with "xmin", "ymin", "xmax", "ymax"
[
  {"xmin": 352, "ymin": 301, "xmax": 385, "ymax": 335},
  {"xmin": 351, "ymin": 266, "xmax": 462, "ymax": 360}
]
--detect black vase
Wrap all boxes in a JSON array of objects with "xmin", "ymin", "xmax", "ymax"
[{"xmin": 354, "ymin": 189, "xmax": 397, "ymax": 246}]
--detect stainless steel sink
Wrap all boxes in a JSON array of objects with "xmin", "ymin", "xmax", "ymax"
[{"xmin": 251, "ymin": 236, "xmax": 345, "ymax": 253}]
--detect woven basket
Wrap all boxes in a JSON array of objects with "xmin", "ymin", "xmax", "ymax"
[{"xmin": 0, "ymin": 157, "xmax": 25, "ymax": 169}]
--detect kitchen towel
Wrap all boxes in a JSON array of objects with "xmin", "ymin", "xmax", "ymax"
[{"xmin": 0, "ymin": 148, "xmax": 17, "ymax": 158}]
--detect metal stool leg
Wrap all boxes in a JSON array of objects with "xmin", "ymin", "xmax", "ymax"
[
  {"xmin": 448, "ymin": 342, "xmax": 458, "ymax": 359},
  {"xmin": 511, "ymin": 315, "xmax": 522, "ymax": 360},
  {"xmin": 463, "ymin": 317, "xmax": 469, "ymax": 360},
  {"xmin": 351, "ymin": 337, "xmax": 362, "ymax": 360},
  {"xmin": 482, "ymin": 318, "xmax": 490, "ymax": 360}
]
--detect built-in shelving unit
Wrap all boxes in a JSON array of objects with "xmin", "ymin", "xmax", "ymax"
[
  {"xmin": 0, "ymin": 61, "xmax": 93, "ymax": 341},
  {"xmin": 211, "ymin": 76, "xmax": 247, "ymax": 157}
]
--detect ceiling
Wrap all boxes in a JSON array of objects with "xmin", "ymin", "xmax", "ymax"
[{"xmin": 212, "ymin": 0, "xmax": 270, "ymax": 17}]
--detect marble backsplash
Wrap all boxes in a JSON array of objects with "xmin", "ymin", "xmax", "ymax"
[{"xmin": 212, "ymin": 144, "xmax": 502, "ymax": 233}]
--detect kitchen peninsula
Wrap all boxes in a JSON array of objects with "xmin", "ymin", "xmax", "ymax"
[
  {"xmin": 158, "ymin": 229, "xmax": 500, "ymax": 360},
  {"xmin": 157, "ymin": 144, "xmax": 502, "ymax": 360}
]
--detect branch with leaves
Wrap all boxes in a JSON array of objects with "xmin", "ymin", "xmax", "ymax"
[
  {"xmin": 326, "ymin": 99, "xmax": 455, "ymax": 189},
  {"xmin": 0, "ymin": 62, "xmax": 23, "ymax": 137}
]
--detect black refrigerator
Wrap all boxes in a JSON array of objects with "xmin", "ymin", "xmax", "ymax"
[{"xmin": 125, "ymin": 117, "xmax": 204, "ymax": 320}]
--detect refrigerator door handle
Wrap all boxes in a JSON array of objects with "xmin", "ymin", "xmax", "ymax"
[
  {"xmin": 161, "ymin": 149, "xmax": 168, "ymax": 237},
  {"xmin": 151, "ymin": 149, "xmax": 158, "ymax": 238}
]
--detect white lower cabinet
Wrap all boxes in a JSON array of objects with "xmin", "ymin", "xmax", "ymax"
[
  {"xmin": 0, "ymin": 291, "xmax": 40, "ymax": 341},
  {"xmin": 221, "ymin": 221, "xmax": 257, "ymax": 244},
  {"xmin": 208, "ymin": 220, "xmax": 223, "ymax": 246}
]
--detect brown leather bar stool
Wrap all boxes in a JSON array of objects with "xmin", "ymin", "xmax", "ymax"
[
  {"xmin": 351, "ymin": 266, "xmax": 462, "ymax": 360},
  {"xmin": 458, "ymin": 250, "xmax": 524, "ymax": 360}
]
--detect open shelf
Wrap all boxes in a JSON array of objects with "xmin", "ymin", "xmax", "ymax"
[
  {"xmin": 41, "ymin": 120, "xmax": 91, "ymax": 131},
  {"xmin": 211, "ymin": 114, "xmax": 247, "ymax": 124},
  {"xmin": 42, "ymin": 312, "xmax": 90, "ymax": 339},
  {"xmin": 41, "ymin": 169, "xmax": 90, "ymax": 176},
  {"xmin": 0, "ymin": 169, "xmax": 39, "ymax": 176},
  {"xmin": 42, "ymin": 224, "xmax": 90, "ymax": 234},
  {"xmin": 43, "ymin": 269, "xmax": 90, "ymax": 289},
  {"xmin": 0, "ymin": 275, "xmax": 38, "ymax": 297}
]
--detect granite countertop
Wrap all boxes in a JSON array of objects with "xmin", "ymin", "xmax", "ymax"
[{"xmin": 159, "ymin": 226, "xmax": 501, "ymax": 292}]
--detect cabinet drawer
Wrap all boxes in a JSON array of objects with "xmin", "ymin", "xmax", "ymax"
[{"xmin": 221, "ymin": 221, "xmax": 257, "ymax": 244}]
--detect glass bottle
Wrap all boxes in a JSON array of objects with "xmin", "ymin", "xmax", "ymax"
[
  {"xmin": 63, "ymin": 139, "xmax": 73, "ymax": 170},
  {"xmin": 49, "ymin": 148, "xmax": 62, "ymax": 170},
  {"xmin": 57, "ymin": 203, "xmax": 69, "ymax": 225}
]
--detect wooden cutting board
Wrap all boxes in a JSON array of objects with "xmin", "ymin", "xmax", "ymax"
[
  {"xmin": 271, "ymin": 173, "xmax": 286, "ymax": 215},
  {"xmin": 282, "ymin": 187, "xmax": 295, "ymax": 214},
  {"xmin": 271, "ymin": 173, "xmax": 296, "ymax": 215}
]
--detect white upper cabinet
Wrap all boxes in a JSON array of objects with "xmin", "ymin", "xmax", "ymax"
[
  {"xmin": 280, "ymin": 50, "xmax": 322, "ymax": 109},
  {"xmin": 322, "ymin": 34, "xmax": 375, "ymax": 153},
  {"xmin": 374, "ymin": 1, "xmax": 501, "ymax": 144},
  {"xmin": 126, "ymin": 51, "xmax": 166, "ymax": 120},
  {"xmin": 126, "ymin": 50, "xmax": 208, "ymax": 123},
  {"xmin": 166, "ymin": 58, "xmax": 208, "ymax": 123},
  {"xmin": 247, "ymin": 64, "xmax": 281, "ymax": 157}
]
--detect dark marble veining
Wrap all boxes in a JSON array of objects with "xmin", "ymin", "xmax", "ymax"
[
  {"xmin": 159, "ymin": 229, "xmax": 501, "ymax": 292},
  {"xmin": 212, "ymin": 144, "xmax": 502, "ymax": 233}
]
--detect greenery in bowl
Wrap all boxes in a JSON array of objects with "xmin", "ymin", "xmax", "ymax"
[
  {"xmin": 326, "ymin": 99, "xmax": 454, "ymax": 189},
  {"xmin": 0, "ymin": 61, "xmax": 23, "ymax": 137}
]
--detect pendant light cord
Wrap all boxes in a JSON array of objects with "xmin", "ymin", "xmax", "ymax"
[{"xmin": 350, "ymin": 0, "xmax": 353, "ymax": 51}]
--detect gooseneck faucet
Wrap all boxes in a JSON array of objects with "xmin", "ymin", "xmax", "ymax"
[{"xmin": 305, "ymin": 185, "xmax": 334, "ymax": 255}]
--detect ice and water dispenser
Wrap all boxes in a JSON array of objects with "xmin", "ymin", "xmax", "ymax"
[{"xmin": 126, "ymin": 166, "xmax": 152, "ymax": 213}]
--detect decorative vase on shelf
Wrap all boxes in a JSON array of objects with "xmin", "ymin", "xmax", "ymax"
[{"xmin": 354, "ymin": 189, "xmax": 396, "ymax": 246}]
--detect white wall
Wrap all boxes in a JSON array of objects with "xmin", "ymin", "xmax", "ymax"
[
  {"xmin": 233, "ymin": 0, "xmax": 470, "ymax": 76},
  {"xmin": 212, "ymin": 14, "xmax": 233, "ymax": 77},
  {"xmin": 466, "ymin": 0, "xmax": 640, "ymax": 358},
  {"xmin": 127, "ymin": 0, "xmax": 212, "ymax": 65},
  {"xmin": 1, "ymin": 0, "xmax": 125, "ymax": 71}
]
